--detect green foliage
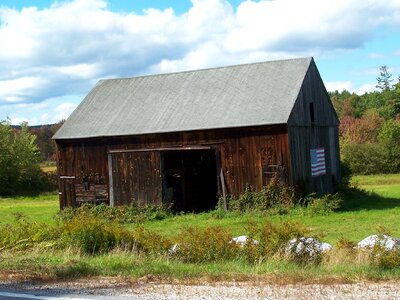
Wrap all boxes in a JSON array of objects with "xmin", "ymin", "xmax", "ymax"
[
  {"xmin": 376, "ymin": 65, "xmax": 394, "ymax": 91},
  {"xmin": 56, "ymin": 203, "xmax": 173, "ymax": 224},
  {"xmin": 378, "ymin": 119, "xmax": 400, "ymax": 172},
  {"xmin": 341, "ymin": 142, "xmax": 387, "ymax": 174},
  {"xmin": 304, "ymin": 193, "xmax": 343, "ymax": 216},
  {"xmin": 173, "ymin": 226, "xmax": 238, "ymax": 263},
  {"xmin": 243, "ymin": 220, "xmax": 309, "ymax": 263},
  {"xmin": 333, "ymin": 66, "xmax": 400, "ymax": 175},
  {"xmin": 0, "ymin": 213, "xmax": 60, "ymax": 251},
  {"xmin": 0, "ymin": 120, "xmax": 53, "ymax": 195},
  {"xmin": 60, "ymin": 213, "xmax": 138, "ymax": 255},
  {"xmin": 227, "ymin": 179, "xmax": 298, "ymax": 212}
]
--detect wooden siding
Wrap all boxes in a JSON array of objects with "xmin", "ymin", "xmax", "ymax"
[
  {"xmin": 288, "ymin": 60, "xmax": 339, "ymax": 127},
  {"xmin": 110, "ymin": 151, "xmax": 162, "ymax": 206},
  {"xmin": 56, "ymin": 124, "xmax": 289, "ymax": 208},
  {"xmin": 287, "ymin": 60, "xmax": 341, "ymax": 194},
  {"xmin": 288, "ymin": 125, "xmax": 340, "ymax": 194}
]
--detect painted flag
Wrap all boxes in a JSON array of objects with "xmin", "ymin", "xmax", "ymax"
[{"xmin": 310, "ymin": 148, "xmax": 326, "ymax": 177}]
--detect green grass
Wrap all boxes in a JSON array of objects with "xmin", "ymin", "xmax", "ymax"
[
  {"xmin": 1, "ymin": 174, "xmax": 400, "ymax": 282},
  {"xmin": 0, "ymin": 194, "xmax": 59, "ymax": 224},
  {"xmin": 143, "ymin": 175, "xmax": 400, "ymax": 244}
]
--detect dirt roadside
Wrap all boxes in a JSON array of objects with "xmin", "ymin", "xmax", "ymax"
[{"xmin": 1, "ymin": 276, "xmax": 400, "ymax": 300}]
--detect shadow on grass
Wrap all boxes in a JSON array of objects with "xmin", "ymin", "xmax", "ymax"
[{"xmin": 339, "ymin": 186, "xmax": 400, "ymax": 212}]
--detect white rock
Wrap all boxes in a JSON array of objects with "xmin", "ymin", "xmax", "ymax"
[
  {"xmin": 357, "ymin": 235, "xmax": 400, "ymax": 251},
  {"xmin": 287, "ymin": 237, "xmax": 332, "ymax": 256},
  {"xmin": 230, "ymin": 235, "xmax": 259, "ymax": 247},
  {"xmin": 168, "ymin": 244, "xmax": 179, "ymax": 255}
]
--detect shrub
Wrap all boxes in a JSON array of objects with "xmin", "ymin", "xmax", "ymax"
[
  {"xmin": 243, "ymin": 220, "xmax": 309, "ymax": 263},
  {"xmin": 56, "ymin": 202, "xmax": 172, "ymax": 224},
  {"xmin": 228, "ymin": 179, "xmax": 298, "ymax": 212},
  {"xmin": 304, "ymin": 193, "xmax": 343, "ymax": 216},
  {"xmin": 60, "ymin": 213, "xmax": 137, "ymax": 255},
  {"xmin": 0, "ymin": 214, "xmax": 60, "ymax": 250},
  {"xmin": 173, "ymin": 226, "xmax": 239, "ymax": 263},
  {"xmin": 131, "ymin": 226, "xmax": 172, "ymax": 254}
]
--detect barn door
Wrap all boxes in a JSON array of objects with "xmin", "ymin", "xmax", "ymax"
[
  {"xmin": 108, "ymin": 151, "xmax": 162, "ymax": 206},
  {"xmin": 59, "ymin": 176, "xmax": 75, "ymax": 209}
]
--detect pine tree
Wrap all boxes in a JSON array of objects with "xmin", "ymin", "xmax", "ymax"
[{"xmin": 376, "ymin": 65, "xmax": 394, "ymax": 91}]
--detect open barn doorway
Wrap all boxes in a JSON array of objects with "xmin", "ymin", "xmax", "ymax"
[{"xmin": 162, "ymin": 149, "xmax": 218, "ymax": 212}]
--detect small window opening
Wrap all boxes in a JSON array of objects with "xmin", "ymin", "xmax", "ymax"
[{"xmin": 309, "ymin": 102, "xmax": 315, "ymax": 123}]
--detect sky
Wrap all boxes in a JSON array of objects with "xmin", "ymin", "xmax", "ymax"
[{"xmin": 0, "ymin": 0, "xmax": 399, "ymax": 125}]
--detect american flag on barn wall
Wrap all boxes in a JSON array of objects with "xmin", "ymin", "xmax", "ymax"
[{"xmin": 310, "ymin": 148, "xmax": 326, "ymax": 177}]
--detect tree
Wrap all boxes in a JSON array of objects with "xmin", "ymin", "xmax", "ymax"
[
  {"xmin": 378, "ymin": 119, "xmax": 400, "ymax": 172},
  {"xmin": 0, "ymin": 120, "xmax": 43, "ymax": 195},
  {"xmin": 376, "ymin": 65, "xmax": 394, "ymax": 91}
]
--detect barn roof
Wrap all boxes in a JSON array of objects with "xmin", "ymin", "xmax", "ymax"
[{"xmin": 54, "ymin": 57, "xmax": 314, "ymax": 139}]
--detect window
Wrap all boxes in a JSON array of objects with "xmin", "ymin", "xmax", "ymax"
[{"xmin": 309, "ymin": 102, "xmax": 315, "ymax": 123}]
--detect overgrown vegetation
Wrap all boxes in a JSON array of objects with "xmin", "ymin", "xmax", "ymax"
[
  {"xmin": 57, "ymin": 202, "xmax": 173, "ymax": 224},
  {"xmin": 331, "ymin": 66, "xmax": 400, "ymax": 174},
  {"xmin": 1, "ymin": 174, "xmax": 400, "ymax": 282},
  {"xmin": 218, "ymin": 178, "xmax": 343, "ymax": 217}
]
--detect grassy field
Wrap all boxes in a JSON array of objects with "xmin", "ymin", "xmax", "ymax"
[
  {"xmin": 1, "ymin": 174, "xmax": 400, "ymax": 282},
  {"xmin": 0, "ymin": 194, "xmax": 58, "ymax": 224},
  {"xmin": 1, "ymin": 174, "xmax": 400, "ymax": 243}
]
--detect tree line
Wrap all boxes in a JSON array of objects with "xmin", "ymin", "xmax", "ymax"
[{"xmin": 331, "ymin": 66, "xmax": 400, "ymax": 174}]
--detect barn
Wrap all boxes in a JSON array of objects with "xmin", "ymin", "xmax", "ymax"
[{"xmin": 53, "ymin": 57, "xmax": 340, "ymax": 211}]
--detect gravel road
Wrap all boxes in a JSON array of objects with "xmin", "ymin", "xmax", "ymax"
[{"xmin": 1, "ymin": 277, "xmax": 400, "ymax": 300}]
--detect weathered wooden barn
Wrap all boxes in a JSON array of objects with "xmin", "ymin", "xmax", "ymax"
[{"xmin": 53, "ymin": 57, "xmax": 340, "ymax": 211}]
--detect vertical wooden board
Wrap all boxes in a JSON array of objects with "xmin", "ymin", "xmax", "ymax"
[{"xmin": 110, "ymin": 151, "xmax": 162, "ymax": 206}]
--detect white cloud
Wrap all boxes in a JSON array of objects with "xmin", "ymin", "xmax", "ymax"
[
  {"xmin": 0, "ymin": 76, "xmax": 48, "ymax": 102},
  {"xmin": 356, "ymin": 83, "xmax": 377, "ymax": 95},
  {"xmin": 325, "ymin": 81, "xmax": 353, "ymax": 92},
  {"xmin": 368, "ymin": 53, "xmax": 386, "ymax": 59},
  {"xmin": 54, "ymin": 102, "xmax": 78, "ymax": 121},
  {"xmin": 0, "ymin": 0, "xmax": 400, "ymax": 122}
]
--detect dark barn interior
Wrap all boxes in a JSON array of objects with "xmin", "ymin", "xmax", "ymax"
[{"xmin": 162, "ymin": 149, "xmax": 218, "ymax": 212}]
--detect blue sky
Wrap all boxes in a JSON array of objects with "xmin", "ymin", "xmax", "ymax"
[{"xmin": 0, "ymin": 0, "xmax": 399, "ymax": 125}]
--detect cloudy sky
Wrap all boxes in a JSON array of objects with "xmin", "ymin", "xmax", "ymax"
[{"xmin": 1, "ymin": 0, "xmax": 400, "ymax": 125}]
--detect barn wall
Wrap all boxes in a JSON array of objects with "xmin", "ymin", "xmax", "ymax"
[
  {"xmin": 56, "ymin": 124, "xmax": 289, "ymax": 208},
  {"xmin": 288, "ymin": 59, "xmax": 341, "ymax": 194}
]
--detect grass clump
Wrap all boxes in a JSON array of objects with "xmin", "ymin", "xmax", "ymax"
[
  {"xmin": 172, "ymin": 226, "xmax": 238, "ymax": 263},
  {"xmin": 227, "ymin": 178, "xmax": 299, "ymax": 213},
  {"xmin": 303, "ymin": 193, "xmax": 343, "ymax": 216},
  {"xmin": 60, "ymin": 213, "xmax": 137, "ymax": 255},
  {"xmin": 0, "ymin": 213, "xmax": 60, "ymax": 251},
  {"xmin": 57, "ymin": 202, "xmax": 172, "ymax": 224}
]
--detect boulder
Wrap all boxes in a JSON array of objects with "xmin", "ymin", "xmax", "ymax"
[
  {"xmin": 230, "ymin": 235, "xmax": 259, "ymax": 247},
  {"xmin": 357, "ymin": 234, "xmax": 400, "ymax": 251},
  {"xmin": 286, "ymin": 237, "xmax": 332, "ymax": 256}
]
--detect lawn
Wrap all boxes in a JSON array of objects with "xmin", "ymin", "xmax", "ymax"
[
  {"xmin": 1, "ymin": 174, "xmax": 400, "ymax": 244},
  {"xmin": 0, "ymin": 194, "xmax": 59, "ymax": 224},
  {"xmin": 1, "ymin": 174, "xmax": 400, "ymax": 282}
]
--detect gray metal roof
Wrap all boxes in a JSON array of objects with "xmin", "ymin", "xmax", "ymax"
[{"xmin": 53, "ymin": 57, "xmax": 312, "ymax": 139}]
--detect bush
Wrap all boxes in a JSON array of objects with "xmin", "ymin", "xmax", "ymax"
[
  {"xmin": 228, "ymin": 179, "xmax": 298, "ymax": 212},
  {"xmin": 243, "ymin": 220, "xmax": 309, "ymax": 263},
  {"xmin": 0, "ymin": 120, "xmax": 55, "ymax": 195},
  {"xmin": 173, "ymin": 226, "xmax": 239, "ymax": 263},
  {"xmin": 341, "ymin": 142, "xmax": 387, "ymax": 174},
  {"xmin": 60, "ymin": 213, "xmax": 137, "ymax": 255},
  {"xmin": 0, "ymin": 214, "xmax": 60, "ymax": 250},
  {"xmin": 56, "ymin": 203, "xmax": 172, "ymax": 224},
  {"xmin": 304, "ymin": 193, "xmax": 343, "ymax": 216}
]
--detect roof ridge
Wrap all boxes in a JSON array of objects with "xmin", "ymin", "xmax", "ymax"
[{"xmin": 99, "ymin": 57, "xmax": 313, "ymax": 82}]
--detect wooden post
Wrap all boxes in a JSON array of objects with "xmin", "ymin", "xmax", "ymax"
[
  {"xmin": 220, "ymin": 168, "xmax": 227, "ymax": 211},
  {"xmin": 108, "ymin": 154, "xmax": 114, "ymax": 207}
]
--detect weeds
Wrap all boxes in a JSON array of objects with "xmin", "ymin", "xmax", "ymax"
[
  {"xmin": 56, "ymin": 202, "xmax": 173, "ymax": 224},
  {"xmin": 227, "ymin": 179, "xmax": 299, "ymax": 212},
  {"xmin": 173, "ymin": 226, "xmax": 239, "ymax": 263}
]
